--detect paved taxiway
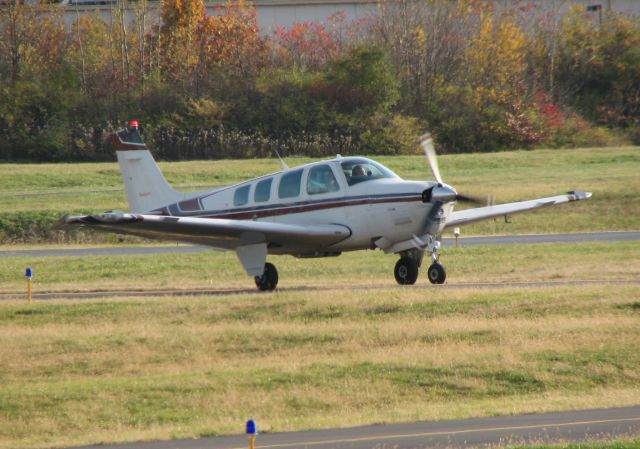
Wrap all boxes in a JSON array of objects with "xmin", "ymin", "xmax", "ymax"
[
  {"xmin": 71, "ymin": 406, "xmax": 640, "ymax": 449},
  {"xmin": 1, "ymin": 231, "xmax": 638, "ymax": 258}
]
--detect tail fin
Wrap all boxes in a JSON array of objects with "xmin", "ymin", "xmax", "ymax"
[{"xmin": 111, "ymin": 124, "xmax": 183, "ymax": 213}]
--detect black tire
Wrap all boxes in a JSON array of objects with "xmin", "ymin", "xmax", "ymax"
[
  {"xmin": 427, "ymin": 262, "xmax": 446, "ymax": 284},
  {"xmin": 254, "ymin": 262, "xmax": 278, "ymax": 291},
  {"xmin": 394, "ymin": 257, "xmax": 419, "ymax": 285}
]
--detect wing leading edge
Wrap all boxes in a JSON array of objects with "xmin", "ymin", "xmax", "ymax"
[
  {"xmin": 445, "ymin": 191, "xmax": 592, "ymax": 228},
  {"xmin": 56, "ymin": 212, "xmax": 351, "ymax": 255}
]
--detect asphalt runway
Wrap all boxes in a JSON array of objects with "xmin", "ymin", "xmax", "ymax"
[
  {"xmin": 1, "ymin": 231, "xmax": 639, "ymax": 258},
  {"xmin": 71, "ymin": 406, "xmax": 640, "ymax": 449}
]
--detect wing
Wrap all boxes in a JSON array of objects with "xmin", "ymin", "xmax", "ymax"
[
  {"xmin": 55, "ymin": 212, "xmax": 351, "ymax": 274},
  {"xmin": 56, "ymin": 212, "xmax": 351, "ymax": 251},
  {"xmin": 445, "ymin": 191, "xmax": 592, "ymax": 228}
]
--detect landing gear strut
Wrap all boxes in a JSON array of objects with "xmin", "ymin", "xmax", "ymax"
[
  {"xmin": 392, "ymin": 235, "xmax": 447, "ymax": 285},
  {"xmin": 255, "ymin": 262, "xmax": 278, "ymax": 291},
  {"xmin": 425, "ymin": 235, "xmax": 446, "ymax": 284}
]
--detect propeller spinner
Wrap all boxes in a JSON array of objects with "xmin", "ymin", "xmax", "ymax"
[{"xmin": 419, "ymin": 134, "xmax": 485, "ymax": 206}]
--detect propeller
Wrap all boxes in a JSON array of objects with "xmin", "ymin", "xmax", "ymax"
[
  {"xmin": 418, "ymin": 134, "xmax": 486, "ymax": 206},
  {"xmin": 419, "ymin": 133, "xmax": 443, "ymax": 185}
]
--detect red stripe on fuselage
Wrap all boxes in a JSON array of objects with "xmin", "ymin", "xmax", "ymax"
[{"xmin": 193, "ymin": 195, "xmax": 423, "ymax": 220}]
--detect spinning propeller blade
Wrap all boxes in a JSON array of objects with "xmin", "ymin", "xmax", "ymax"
[
  {"xmin": 456, "ymin": 193, "xmax": 486, "ymax": 206},
  {"xmin": 419, "ymin": 134, "xmax": 443, "ymax": 185},
  {"xmin": 419, "ymin": 133, "xmax": 487, "ymax": 206}
]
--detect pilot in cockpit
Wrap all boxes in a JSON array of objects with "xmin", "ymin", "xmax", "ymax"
[{"xmin": 351, "ymin": 165, "xmax": 367, "ymax": 177}]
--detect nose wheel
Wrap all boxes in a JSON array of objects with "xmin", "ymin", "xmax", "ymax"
[
  {"xmin": 427, "ymin": 262, "xmax": 446, "ymax": 284},
  {"xmin": 394, "ymin": 257, "xmax": 419, "ymax": 285},
  {"xmin": 255, "ymin": 262, "xmax": 278, "ymax": 291}
]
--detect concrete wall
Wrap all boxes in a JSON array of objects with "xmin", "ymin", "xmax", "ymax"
[
  {"xmin": 57, "ymin": 0, "xmax": 640, "ymax": 30},
  {"xmin": 60, "ymin": 0, "xmax": 378, "ymax": 30}
]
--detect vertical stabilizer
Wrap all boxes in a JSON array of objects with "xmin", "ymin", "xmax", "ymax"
[{"xmin": 111, "ymin": 123, "xmax": 182, "ymax": 213}]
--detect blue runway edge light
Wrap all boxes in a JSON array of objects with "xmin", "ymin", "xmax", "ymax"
[{"xmin": 246, "ymin": 419, "xmax": 257, "ymax": 435}]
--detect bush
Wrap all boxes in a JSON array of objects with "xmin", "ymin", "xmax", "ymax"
[
  {"xmin": 627, "ymin": 123, "xmax": 640, "ymax": 145},
  {"xmin": 544, "ymin": 116, "xmax": 614, "ymax": 148},
  {"xmin": 359, "ymin": 114, "xmax": 424, "ymax": 155}
]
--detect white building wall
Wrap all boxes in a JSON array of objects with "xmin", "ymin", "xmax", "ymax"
[{"xmin": 57, "ymin": 0, "xmax": 640, "ymax": 30}]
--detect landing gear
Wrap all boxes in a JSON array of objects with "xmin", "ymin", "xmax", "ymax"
[
  {"xmin": 427, "ymin": 262, "xmax": 446, "ymax": 284},
  {"xmin": 255, "ymin": 262, "xmax": 278, "ymax": 291},
  {"xmin": 394, "ymin": 257, "xmax": 419, "ymax": 285},
  {"xmin": 392, "ymin": 236, "xmax": 447, "ymax": 285}
]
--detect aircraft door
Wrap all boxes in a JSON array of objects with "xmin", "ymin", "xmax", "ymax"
[
  {"xmin": 304, "ymin": 164, "xmax": 346, "ymax": 225},
  {"xmin": 253, "ymin": 177, "xmax": 275, "ymax": 223}
]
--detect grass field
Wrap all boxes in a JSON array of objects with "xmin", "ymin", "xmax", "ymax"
[
  {"xmin": 0, "ymin": 146, "xmax": 639, "ymax": 242},
  {"xmin": 0, "ymin": 241, "xmax": 638, "ymax": 292},
  {"xmin": 0, "ymin": 146, "xmax": 639, "ymax": 449},
  {"xmin": 0, "ymin": 241, "xmax": 639, "ymax": 449},
  {"xmin": 1, "ymin": 285, "xmax": 639, "ymax": 448}
]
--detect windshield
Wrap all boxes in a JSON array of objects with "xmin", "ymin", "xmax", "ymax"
[{"xmin": 340, "ymin": 158, "xmax": 398, "ymax": 186}]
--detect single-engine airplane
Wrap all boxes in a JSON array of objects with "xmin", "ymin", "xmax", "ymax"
[{"xmin": 56, "ymin": 122, "xmax": 592, "ymax": 290}]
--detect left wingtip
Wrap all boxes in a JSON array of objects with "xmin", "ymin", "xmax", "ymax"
[{"xmin": 52, "ymin": 213, "xmax": 70, "ymax": 230}]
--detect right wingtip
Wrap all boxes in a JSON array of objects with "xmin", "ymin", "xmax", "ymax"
[{"xmin": 567, "ymin": 191, "xmax": 592, "ymax": 201}]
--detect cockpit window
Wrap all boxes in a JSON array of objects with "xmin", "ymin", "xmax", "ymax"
[
  {"xmin": 307, "ymin": 164, "xmax": 340, "ymax": 195},
  {"xmin": 341, "ymin": 158, "xmax": 397, "ymax": 186}
]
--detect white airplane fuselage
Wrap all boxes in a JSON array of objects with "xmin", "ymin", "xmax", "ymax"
[{"xmin": 147, "ymin": 157, "xmax": 454, "ymax": 256}]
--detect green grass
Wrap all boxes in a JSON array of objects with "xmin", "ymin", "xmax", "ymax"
[
  {"xmin": 0, "ymin": 241, "xmax": 638, "ymax": 292},
  {"xmin": 0, "ymin": 146, "xmax": 638, "ymax": 241}
]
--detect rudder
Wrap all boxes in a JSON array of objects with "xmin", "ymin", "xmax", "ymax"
[{"xmin": 111, "ymin": 123, "xmax": 183, "ymax": 213}]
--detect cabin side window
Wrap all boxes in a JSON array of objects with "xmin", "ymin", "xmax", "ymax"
[
  {"xmin": 278, "ymin": 169, "xmax": 303, "ymax": 199},
  {"xmin": 307, "ymin": 164, "xmax": 340, "ymax": 195},
  {"xmin": 254, "ymin": 178, "xmax": 272, "ymax": 202},
  {"xmin": 233, "ymin": 184, "xmax": 251, "ymax": 206}
]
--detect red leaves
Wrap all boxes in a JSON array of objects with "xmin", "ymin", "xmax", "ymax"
[
  {"xmin": 274, "ymin": 21, "xmax": 337, "ymax": 70},
  {"xmin": 535, "ymin": 92, "xmax": 565, "ymax": 128}
]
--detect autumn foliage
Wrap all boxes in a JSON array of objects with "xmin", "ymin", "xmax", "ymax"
[{"xmin": 0, "ymin": 0, "xmax": 638, "ymax": 161}]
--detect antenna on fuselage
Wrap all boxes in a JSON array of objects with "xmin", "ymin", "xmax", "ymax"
[{"xmin": 274, "ymin": 149, "xmax": 289, "ymax": 171}]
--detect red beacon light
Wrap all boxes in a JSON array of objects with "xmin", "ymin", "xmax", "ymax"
[{"xmin": 130, "ymin": 120, "xmax": 139, "ymax": 128}]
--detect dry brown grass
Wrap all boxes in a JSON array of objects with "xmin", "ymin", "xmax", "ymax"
[{"xmin": 0, "ymin": 284, "xmax": 639, "ymax": 448}]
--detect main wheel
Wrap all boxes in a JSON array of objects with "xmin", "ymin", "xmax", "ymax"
[
  {"xmin": 394, "ymin": 257, "xmax": 419, "ymax": 285},
  {"xmin": 427, "ymin": 262, "xmax": 446, "ymax": 284},
  {"xmin": 255, "ymin": 262, "xmax": 278, "ymax": 291}
]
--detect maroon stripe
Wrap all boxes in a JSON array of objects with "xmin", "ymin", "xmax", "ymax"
[{"xmin": 199, "ymin": 195, "xmax": 422, "ymax": 220}]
